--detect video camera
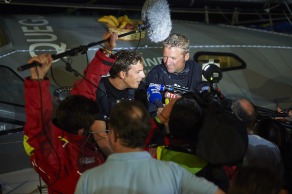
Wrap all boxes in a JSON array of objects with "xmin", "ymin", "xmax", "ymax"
[{"xmin": 201, "ymin": 59, "xmax": 222, "ymax": 83}]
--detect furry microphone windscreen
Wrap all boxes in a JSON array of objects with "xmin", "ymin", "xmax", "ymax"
[{"xmin": 141, "ymin": 0, "xmax": 172, "ymax": 43}]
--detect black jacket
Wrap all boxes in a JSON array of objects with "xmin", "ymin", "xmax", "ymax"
[{"xmin": 145, "ymin": 60, "xmax": 209, "ymax": 116}]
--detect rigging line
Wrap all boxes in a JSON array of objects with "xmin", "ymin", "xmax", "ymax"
[
  {"xmin": 283, "ymin": 10, "xmax": 292, "ymax": 25},
  {"xmin": 283, "ymin": 0, "xmax": 292, "ymax": 17}
]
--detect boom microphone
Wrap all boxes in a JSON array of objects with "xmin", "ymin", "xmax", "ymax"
[
  {"xmin": 17, "ymin": 47, "xmax": 86, "ymax": 72},
  {"xmin": 17, "ymin": 0, "xmax": 172, "ymax": 72},
  {"xmin": 142, "ymin": 0, "xmax": 172, "ymax": 43}
]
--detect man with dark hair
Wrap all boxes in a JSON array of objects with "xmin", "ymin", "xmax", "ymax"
[
  {"xmin": 75, "ymin": 100, "xmax": 225, "ymax": 194},
  {"xmin": 95, "ymin": 49, "xmax": 145, "ymax": 119},
  {"xmin": 168, "ymin": 96, "xmax": 203, "ymax": 140},
  {"xmin": 54, "ymin": 95, "xmax": 100, "ymax": 135},
  {"xmin": 23, "ymin": 54, "xmax": 105, "ymax": 194},
  {"xmin": 228, "ymin": 165, "xmax": 281, "ymax": 194},
  {"xmin": 71, "ymin": 32, "xmax": 146, "ymax": 156},
  {"xmin": 276, "ymin": 106, "xmax": 292, "ymax": 122}
]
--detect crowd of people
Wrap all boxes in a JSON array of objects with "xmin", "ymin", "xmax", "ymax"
[{"xmin": 23, "ymin": 31, "xmax": 292, "ymax": 194}]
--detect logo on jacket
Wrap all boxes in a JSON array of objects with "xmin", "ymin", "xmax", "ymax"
[{"xmin": 79, "ymin": 157, "xmax": 96, "ymax": 165}]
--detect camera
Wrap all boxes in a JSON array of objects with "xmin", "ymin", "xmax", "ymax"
[{"xmin": 202, "ymin": 59, "xmax": 222, "ymax": 83}]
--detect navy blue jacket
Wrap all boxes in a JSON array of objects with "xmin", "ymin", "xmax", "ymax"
[{"xmin": 145, "ymin": 60, "xmax": 209, "ymax": 116}]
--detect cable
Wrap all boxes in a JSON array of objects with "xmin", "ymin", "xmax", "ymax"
[
  {"xmin": 133, "ymin": 31, "xmax": 142, "ymax": 52},
  {"xmin": 33, "ymin": 67, "xmax": 62, "ymax": 192}
]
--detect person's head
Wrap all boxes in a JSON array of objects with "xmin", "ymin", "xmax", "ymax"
[
  {"xmin": 231, "ymin": 98, "xmax": 257, "ymax": 133},
  {"xmin": 54, "ymin": 95, "xmax": 100, "ymax": 135},
  {"xmin": 287, "ymin": 107, "xmax": 292, "ymax": 117},
  {"xmin": 162, "ymin": 32, "xmax": 190, "ymax": 74},
  {"xmin": 168, "ymin": 96, "xmax": 203, "ymax": 141},
  {"xmin": 255, "ymin": 118, "xmax": 289, "ymax": 151},
  {"xmin": 110, "ymin": 50, "xmax": 145, "ymax": 89},
  {"xmin": 182, "ymin": 91, "xmax": 221, "ymax": 110},
  {"xmin": 228, "ymin": 165, "xmax": 281, "ymax": 194},
  {"xmin": 108, "ymin": 100, "xmax": 151, "ymax": 150}
]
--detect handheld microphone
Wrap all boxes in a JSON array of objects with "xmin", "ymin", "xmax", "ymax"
[
  {"xmin": 149, "ymin": 83, "xmax": 165, "ymax": 92},
  {"xmin": 199, "ymin": 85, "xmax": 210, "ymax": 94},
  {"xmin": 149, "ymin": 83, "xmax": 174, "ymax": 92},
  {"xmin": 164, "ymin": 91, "xmax": 180, "ymax": 99},
  {"xmin": 147, "ymin": 85, "xmax": 164, "ymax": 108},
  {"xmin": 149, "ymin": 83, "xmax": 189, "ymax": 95}
]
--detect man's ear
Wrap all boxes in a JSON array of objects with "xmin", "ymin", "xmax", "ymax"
[
  {"xmin": 118, "ymin": 71, "xmax": 126, "ymax": 79},
  {"xmin": 112, "ymin": 130, "xmax": 119, "ymax": 143},
  {"xmin": 77, "ymin": 128, "xmax": 84, "ymax": 136},
  {"xmin": 184, "ymin": 52, "xmax": 190, "ymax": 61},
  {"xmin": 109, "ymin": 127, "xmax": 118, "ymax": 142}
]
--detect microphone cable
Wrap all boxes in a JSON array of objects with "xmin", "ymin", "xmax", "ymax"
[
  {"xmin": 132, "ymin": 29, "xmax": 143, "ymax": 52},
  {"xmin": 49, "ymin": 52, "xmax": 91, "ymax": 89},
  {"xmin": 33, "ymin": 60, "xmax": 100, "ymax": 193},
  {"xmin": 33, "ymin": 68, "xmax": 62, "ymax": 193}
]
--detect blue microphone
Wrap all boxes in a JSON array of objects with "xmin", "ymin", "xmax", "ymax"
[
  {"xmin": 147, "ymin": 85, "xmax": 164, "ymax": 108},
  {"xmin": 149, "ymin": 83, "xmax": 174, "ymax": 92},
  {"xmin": 148, "ymin": 83, "xmax": 165, "ymax": 92}
]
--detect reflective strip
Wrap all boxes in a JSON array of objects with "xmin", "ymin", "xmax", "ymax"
[{"xmin": 23, "ymin": 134, "xmax": 34, "ymax": 156}]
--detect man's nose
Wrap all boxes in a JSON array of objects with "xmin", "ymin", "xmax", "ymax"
[
  {"xmin": 164, "ymin": 57, "xmax": 171, "ymax": 64},
  {"xmin": 164, "ymin": 57, "xmax": 168, "ymax": 63}
]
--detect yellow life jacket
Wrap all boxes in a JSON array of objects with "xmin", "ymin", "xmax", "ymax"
[{"xmin": 157, "ymin": 146, "xmax": 208, "ymax": 174}]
